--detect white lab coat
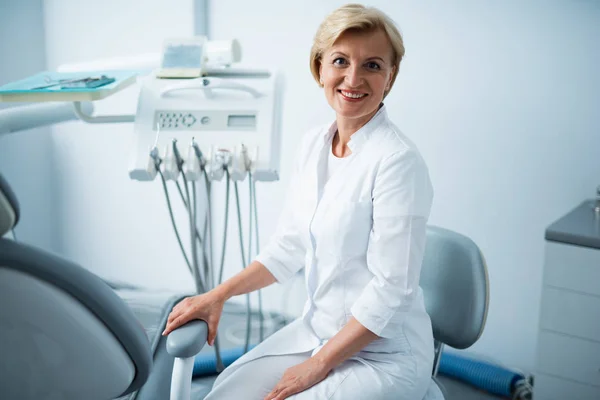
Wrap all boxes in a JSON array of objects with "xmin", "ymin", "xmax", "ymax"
[{"xmin": 214, "ymin": 105, "xmax": 436, "ymax": 398}]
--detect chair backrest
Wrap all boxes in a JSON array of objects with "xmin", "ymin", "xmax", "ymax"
[
  {"xmin": 420, "ymin": 225, "xmax": 489, "ymax": 349},
  {"xmin": 0, "ymin": 175, "xmax": 152, "ymax": 399}
]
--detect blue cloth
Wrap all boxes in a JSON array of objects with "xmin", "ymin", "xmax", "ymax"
[{"xmin": 0, "ymin": 70, "xmax": 140, "ymax": 94}]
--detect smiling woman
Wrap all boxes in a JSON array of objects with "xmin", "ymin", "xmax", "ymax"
[
  {"xmin": 310, "ymin": 4, "xmax": 405, "ymax": 158},
  {"xmin": 164, "ymin": 4, "xmax": 439, "ymax": 400},
  {"xmin": 310, "ymin": 4, "xmax": 404, "ymax": 98}
]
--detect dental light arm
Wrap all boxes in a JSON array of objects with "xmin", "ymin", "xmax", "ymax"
[{"xmin": 0, "ymin": 102, "xmax": 93, "ymax": 136}]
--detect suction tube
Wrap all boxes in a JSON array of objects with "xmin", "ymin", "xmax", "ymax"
[
  {"xmin": 439, "ymin": 352, "xmax": 532, "ymax": 399},
  {"xmin": 193, "ymin": 345, "xmax": 256, "ymax": 377}
]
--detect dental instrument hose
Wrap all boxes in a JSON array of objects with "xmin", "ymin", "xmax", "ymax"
[
  {"xmin": 191, "ymin": 181, "xmax": 217, "ymax": 290},
  {"xmin": 173, "ymin": 141, "xmax": 205, "ymax": 294},
  {"xmin": 190, "ymin": 140, "xmax": 212, "ymax": 287},
  {"xmin": 151, "ymin": 136, "xmax": 225, "ymax": 370},
  {"xmin": 158, "ymin": 168, "xmax": 226, "ymax": 370},
  {"xmin": 249, "ymin": 173, "xmax": 265, "ymax": 342},
  {"xmin": 166, "ymin": 146, "xmax": 224, "ymax": 372},
  {"xmin": 202, "ymin": 170, "xmax": 215, "ymax": 289},
  {"xmin": 175, "ymin": 180, "xmax": 210, "ymax": 285},
  {"xmin": 217, "ymin": 169, "xmax": 231, "ymax": 285},
  {"xmin": 192, "ymin": 180, "xmax": 202, "ymax": 284},
  {"xmin": 186, "ymin": 174, "xmax": 225, "ymax": 373},
  {"xmin": 199, "ymin": 164, "xmax": 225, "ymax": 372},
  {"xmin": 181, "ymin": 170, "xmax": 205, "ymax": 294},
  {"xmin": 191, "ymin": 181, "xmax": 211, "ymax": 286},
  {"xmin": 156, "ymin": 168, "xmax": 193, "ymax": 276},
  {"xmin": 234, "ymin": 181, "xmax": 252, "ymax": 354},
  {"xmin": 151, "ymin": 149, "xmax": 194, "ymax": 277}
]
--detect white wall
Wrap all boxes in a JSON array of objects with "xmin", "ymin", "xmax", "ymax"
[
  {"xmin": 210, "ymin": 0, "xmax": 600, "ymax": 371},
  {"xmin": 42, "ymin": 0, "xmax": 600, "ymax": 373},
  {"xmin": 0, "ymin": 0, "xmax": 60, "ymax": 252},
  {"xmin": 42, "ymin": 0, "xmax": 308, "ymax": 317},
  {"xmin": 42, "ymin": 0, "xmax": 197, "ymax": 288}
]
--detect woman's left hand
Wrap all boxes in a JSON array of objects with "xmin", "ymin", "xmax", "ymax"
[{"xmin": 264, "ymin": 358, "xmax": 330, "ymax": 400}]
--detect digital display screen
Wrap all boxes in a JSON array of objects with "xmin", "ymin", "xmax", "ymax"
[
  {"xmin": 228, "ymin": 115, "xmax": 256, "ymax": 128},
  {"xmin": 162, "ymin": 45, "xmax": 204, "ymax": 68}
]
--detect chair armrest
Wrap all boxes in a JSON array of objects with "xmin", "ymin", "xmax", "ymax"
[
  {"xmin": 166, "ymin": 319, "xmax": 209, "ymax": 358},
  {"xmin": 167, "ymin": 320, "xmax": 209, "ymax": 400}
]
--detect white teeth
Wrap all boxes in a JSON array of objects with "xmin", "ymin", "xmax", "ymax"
[{"xmin": 341, "ymin": 90, "xmax": 366, "ymax": 99}]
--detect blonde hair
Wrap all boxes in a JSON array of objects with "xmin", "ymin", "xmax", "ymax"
[{"xmin": 310, "ymin": 4, "xmax": 405, "ymax": 97}]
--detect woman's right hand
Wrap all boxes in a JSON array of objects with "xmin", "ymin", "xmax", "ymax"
[{"xmin": 161, "ymin": 290, "xmax": 225, "ymax": 346}]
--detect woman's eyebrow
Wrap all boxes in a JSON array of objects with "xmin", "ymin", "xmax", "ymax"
[
  {"xmin": 330, "ymin": 51, "xmax": 348, "ymax": 58},
  {"xmin": 329, "ymin": 52, "xmax": 386, "ymax": 63}
]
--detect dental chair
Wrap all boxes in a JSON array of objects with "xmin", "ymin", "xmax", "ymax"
[
  {"xmin": 421, "ymin": 225, "xmax": 490, "ymax": 398},
  {"xmin": 0, "ymin": 173, "xmax": 209, "ymax": 400},
  {"xmin": 0, "ymin": 169, "xmax": 488, "ymax": 400}
]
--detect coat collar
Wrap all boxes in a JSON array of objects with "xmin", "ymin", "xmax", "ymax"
[{"xmin": 322, "ymin": 103, "xmax": 388, "ymax": 153}]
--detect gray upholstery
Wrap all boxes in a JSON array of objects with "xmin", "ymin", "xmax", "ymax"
[
  {"xmin": 128, "ymin": 294, "xmax": 197, "ymax": 400},
  {"xmin": 167, "ymin": 320, "xmax": 209, "ymax": 358},
  {"xmin": 0, "ymin": 238, "xmax": 153, "ymax": 397},
  {"xmin": 0, "ymin": 173, "xmax": 212, "ymax": 399},
  {"xmin": 0, "ymin": 267, "xmax": 136, "ymax": 399},
  {"xmin": 421, "ymin": 226, "xmax": 489, "ymax": 349},
  {"xmin": 0, "ymin": 173, "xmax": 20, "ymax": 236}
]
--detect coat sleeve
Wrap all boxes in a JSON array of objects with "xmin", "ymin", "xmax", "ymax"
[
  {"xmin": 350, "ymin": 150, "xmax": 434, "ymax": 338},
  {"xmin": 254, "ymin": 140, "xmax": 308, "ymax": 284}
]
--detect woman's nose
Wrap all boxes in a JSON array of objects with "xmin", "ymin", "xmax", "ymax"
[{"xmin": 344, "ymin": 65, "xmax": 364, "ymax": 88}]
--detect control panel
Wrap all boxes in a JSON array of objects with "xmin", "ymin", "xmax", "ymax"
[{"xmin": 154, "ymin": 110, "xmax": 257, "ymax": 131}]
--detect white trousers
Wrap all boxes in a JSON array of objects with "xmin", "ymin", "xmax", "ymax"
[{"xmin": 204, "ymin": 350, "xmax": 439, "ymax": 400}]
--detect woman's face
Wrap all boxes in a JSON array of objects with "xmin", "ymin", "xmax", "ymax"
[{"xmin": 319, "ymin": 29, "xmax": 396, "ymax": 124}]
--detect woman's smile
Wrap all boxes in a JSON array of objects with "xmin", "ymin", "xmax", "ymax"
[{"xmin": 338, "ymin": 89, "xmax": 368, "ymax": 102}]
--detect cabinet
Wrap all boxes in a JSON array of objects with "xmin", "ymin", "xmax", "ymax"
[{"xmin": 534, "ymin": 199, "xmax": 600, "ymax": 400}]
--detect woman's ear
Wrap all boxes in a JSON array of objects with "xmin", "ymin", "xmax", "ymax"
[
  {"xmin": 386, "ymin": 65, "xmax": 397, "ymax": 92},
  {"xmin": 318, "ymin": 63, "xmax": 324, "ymax": 86}
]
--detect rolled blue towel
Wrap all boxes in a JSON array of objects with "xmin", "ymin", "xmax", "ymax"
[{"xmin": 193, "ymin": 345, "xmax": 257, "ymax": 377}]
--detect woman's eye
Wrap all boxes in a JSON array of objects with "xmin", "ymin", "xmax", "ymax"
[
  {"xmin": 366, "ymin": 62, "xmax": 381, "ymax": 70},
  {"xmin": 333, "ymin": 58, "xmax": 347, "ymax": 66}
]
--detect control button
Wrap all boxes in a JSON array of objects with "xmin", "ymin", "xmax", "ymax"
[
  {"xmin": 201, "ymin": 116, "xmax": 210, "ymax": 125},
  {"xmin": 183, "ymin": 114, "xmax": 197, "ymax": 127}
]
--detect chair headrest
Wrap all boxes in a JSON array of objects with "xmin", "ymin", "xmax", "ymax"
[{"xmin": 0, "ymin": 173, "xmax": 20, "ymax": 236}]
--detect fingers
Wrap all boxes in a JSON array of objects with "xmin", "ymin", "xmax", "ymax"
[
  {"xmin": 207, "ymin": 316, "xmax": 220, "ymax": 346},
  {"xmin": 162, "ymin": 295, "xmax": 222, "ymax": 340},
  {"xmin": 163, "ymin": 297, "xmax": 194, "ymax": 335},
  {"xmin": 274, "ymin": 389, "xmax": 293, "ymax": 400},
  {"xmin": 167, "ymin": 308, "xmax": 183, "ymax": 324},
  {"xmin": 162, "ymin": 309, "xmax": 191, "ymax": 336},
  {"xmin": 171, "ymin": 297, "xmax": 190, "ymax": 315},
  {"xmin": 264, "ymin": 387, "xmax": 277, "ymax": 400},
  {"xmin": 265, "ymin": 384, "xmax": 296, "ymax": 400}
]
